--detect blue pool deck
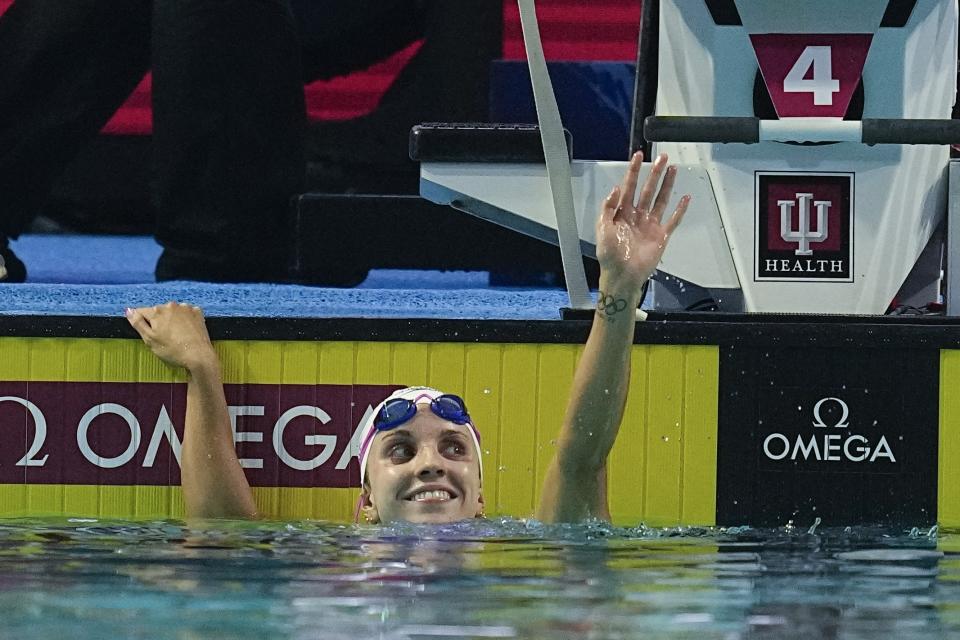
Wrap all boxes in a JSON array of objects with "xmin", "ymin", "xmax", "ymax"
[{"xmin": 4, "ymin": 235, "xmax": 573, "ymax": 320}]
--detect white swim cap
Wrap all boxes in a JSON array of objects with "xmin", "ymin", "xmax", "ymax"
[{"xmin": 357, "ymin": 386, "xmax": 483, "ymax": 486}]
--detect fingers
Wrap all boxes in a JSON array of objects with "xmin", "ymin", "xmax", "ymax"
[
  {"xmin": 664, "ymin": 195, "xmax": 691, "ymax": 236},
  {"xmin": 125, "ymin": 307, "xmax": 153, "ymax": 339},
  {"xmin": 619, "ymin": 151, "xmax": 643, "ymax": 212},
  {"xmin": 636, "ymin": 153, "xmax": 668, "ymax": 214},
  {"xmin": 600, "ymin": 185, "xmax": 620, "ymax": 226},
  {"xmin": 125, "ymin": 302, "xmax": 205, "ymax": 332},
  {"xmin": 651, "ymin": 165, "xmax": 678, "ymax": 223}
]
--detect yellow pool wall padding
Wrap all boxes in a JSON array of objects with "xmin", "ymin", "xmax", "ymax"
[
  {"xmin": 0, "ymin": 337, "xmax": 719, "ymax": 526},
  {"xmin": 939, "ymin": 350, "xmax": 960, "ymax": 530}
]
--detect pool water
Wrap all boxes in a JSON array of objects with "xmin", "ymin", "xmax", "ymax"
[{"xmin": 0, "ymin": 518, "xmax": 955, "ymax": 639}]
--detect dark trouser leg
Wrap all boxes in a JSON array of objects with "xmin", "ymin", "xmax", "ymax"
[
  {"xmin": 292, "ymin": 0, "xmax": 424, "ymax": 82},
  {"xmin": 301, "ymin": 0, "xmax": 501, "ymax": 193},
  {"xmin": 152, "ymin": 0, "xmax": 306, "ymax": 282},
  {"xmin": 0, "ymin": 0, "xmax": 151, "ymax": 242}
]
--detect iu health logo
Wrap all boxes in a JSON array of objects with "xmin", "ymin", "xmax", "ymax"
[
  {"xmin": 755, "ymin": 172, "xmax": 853, "ymax": 282},
  {"xmin": 762, "ymin": 397, "xmax": 895, "ymax": 464}
]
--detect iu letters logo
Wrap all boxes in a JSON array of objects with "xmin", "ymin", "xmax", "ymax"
[{"xmin": 755, "ymin": 172, "xmax": 853, "ymax": 282}]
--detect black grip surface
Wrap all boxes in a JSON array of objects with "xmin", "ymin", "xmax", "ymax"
[
  {"xmin": 409, "ymin": 123, "xmax": 573, "ymax": 163},
  {"xmin": 862, "ymin": 119, "xmax": 960, "ymax": 145},
  {"xmin": 644, "ymin": 116, "xmax": 760, "ymax": 143}
]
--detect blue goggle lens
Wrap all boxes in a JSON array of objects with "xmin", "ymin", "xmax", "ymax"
[{"xmin": 374, "ymin": 394, "xmax": 470, "ymax": 431}]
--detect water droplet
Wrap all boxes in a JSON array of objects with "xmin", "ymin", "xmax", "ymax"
[
  {"xmin": 661, "ymin": 435, "xmax": 670, "ymax": 442},
  {"xmin": 497, "ymin": 465, "xmax": 507, "ymax": 472},
  {"xmin": 603, "ymin": 388, "xmax": 610, "ymax": 395},
  {"xmin": 482, "ymin": 388, "xmax": 491, "ymax": 395}
]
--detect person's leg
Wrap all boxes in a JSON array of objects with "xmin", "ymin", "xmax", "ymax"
[
  {"xmin": 0, "ymin": 0, "xmax": 151, "ymax": 281},
  {"xmin": 293, "ymin": 0, "xmax": 424, "ymax": 83},
  {"xmin": 301, "ymin": 0, "xmax": 501, "ymax": 194},
  {"xmin": 152, "ymin": 0, "xmax": 306, "ymax": 282}
]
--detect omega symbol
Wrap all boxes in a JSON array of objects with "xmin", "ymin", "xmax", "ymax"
[
  {"xmin": 779, "ymin": 193, "xmax": 831, "ymax": 256},
  {"xmin": 812, "ymin": 397, "xmax": 849, "ymax": 429}
]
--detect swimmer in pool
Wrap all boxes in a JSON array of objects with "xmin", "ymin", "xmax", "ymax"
[{"xmin": 127, "ymin": 152, "xmax": 689, "ymax": 523}]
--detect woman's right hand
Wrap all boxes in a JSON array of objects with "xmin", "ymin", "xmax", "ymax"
[{"xmin": 126, "ymin": 302, "xmax": 217, "ymax": 372}]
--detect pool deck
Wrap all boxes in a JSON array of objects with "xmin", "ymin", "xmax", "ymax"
[{"xmin": 5, "ymin": 234, "xmax": 571, "ymax": 320}]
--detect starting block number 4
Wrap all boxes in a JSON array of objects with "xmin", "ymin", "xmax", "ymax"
[
  {"xmin": 784, "ymin": 46, "xmax": 840, "ymax": 106},
  {"xmin": 751, "ymin": 34, "xmax": 873, "ymax": 118}
]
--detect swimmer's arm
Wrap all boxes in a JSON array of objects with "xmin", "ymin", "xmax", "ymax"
[
  {"xmin": 180, "ymin": 355, "xmax": 259, "ymax": 520},
  {"xmin": 536, "ymin": 279, "xmax": 640, "ymax": 523},
  {"xmin": 127, "ymin": 303, "xmax": 258, "ymax": 520},
  {"xmin": 535, "ymin": 151, "xmax": 688, "ymax": 524}
]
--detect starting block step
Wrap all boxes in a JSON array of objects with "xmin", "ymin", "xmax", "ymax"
[
  {"xmin": 409, "ymin": 123, "xmax": 572, "ymax": 163},
  {"xmin": 290, "ymin": 193, "xmax": 595, "ymax": 286}
]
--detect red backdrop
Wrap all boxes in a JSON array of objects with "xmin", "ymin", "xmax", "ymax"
[{"xmin": 0, "ymin": 0, "xmax": 640, "ymax": 134}]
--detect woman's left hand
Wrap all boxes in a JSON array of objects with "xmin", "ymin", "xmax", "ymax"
[{"xmin": 595, "ymin": 151, "xmax": 690, "ymax": 294}]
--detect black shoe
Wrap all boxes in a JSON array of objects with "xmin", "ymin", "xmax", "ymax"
[
  {"xmin": 0, "ymin": 241, "xmax": 26, "ymax": 283},
  {"xmin": 155, "ymin": 248, "xmax": 292, "ymax": 284},
  {"xmin": 156, "ymin": 247, "xmax": 369, "ymax": 286}
]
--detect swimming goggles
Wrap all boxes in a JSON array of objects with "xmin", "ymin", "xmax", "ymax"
[{"xmin": 373, "ymin": 393, "xmax": 474, "ymax": 434}]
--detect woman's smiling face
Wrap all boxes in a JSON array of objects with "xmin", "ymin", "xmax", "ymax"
[{"xmin": 363, "ymin": 404, "xmax": 483, "ymax": 524}]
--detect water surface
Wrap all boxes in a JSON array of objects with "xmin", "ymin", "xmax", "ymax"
[{"xmin": 0, "ymin": 518, "xmax": 955, "ymax": 639}]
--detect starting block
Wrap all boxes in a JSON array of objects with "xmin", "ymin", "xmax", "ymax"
[{"xmin": 415, "ymin": 0, "xmax": 960, "ymax": 314}]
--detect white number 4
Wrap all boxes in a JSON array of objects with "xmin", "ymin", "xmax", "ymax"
[{"xmin": 783, "ymin": 46, "xmax": 839, "ymax": 106}]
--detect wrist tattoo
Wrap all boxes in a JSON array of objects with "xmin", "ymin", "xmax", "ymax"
[{"xmin": 596, "ymin": 291, "xmax": 629, "ymax": 320}]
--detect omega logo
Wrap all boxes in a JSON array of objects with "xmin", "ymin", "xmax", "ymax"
[
  {"xmin": 762, "ymin": 396, "xmax": 896, "ymax": 464},
  {"xmin": 812, "ymin": 397, "xmax": 848, "ymax": 429}
]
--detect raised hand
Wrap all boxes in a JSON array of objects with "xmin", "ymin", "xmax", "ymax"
[
  {"xmin": 125, "ymin": 301, "xmax": 217, "ymax": 372},
  {"xmin": 595, "ymin": 151, "xmax": 690, "ymax": 295}
]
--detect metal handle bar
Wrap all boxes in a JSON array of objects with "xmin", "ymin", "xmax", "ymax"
[{"xmin": 644, "ymin": 116, "xmax": 960, "ymax": 145}]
